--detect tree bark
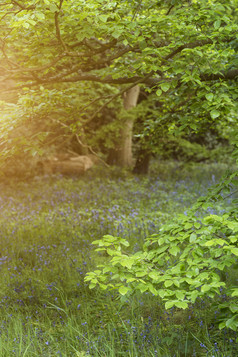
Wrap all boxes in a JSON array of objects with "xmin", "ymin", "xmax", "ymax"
[
  {"xmin": 117, "ymin": 85, "xmax": 140, "ymax": 168},
  {"xmin": 133, "ymin": 148, "xmax": 151, "ymax": 175}
]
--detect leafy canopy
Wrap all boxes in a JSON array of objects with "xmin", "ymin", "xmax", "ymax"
[{"xmin": 0, "ymin": 0, "xmax": 237, "ymax": 161}]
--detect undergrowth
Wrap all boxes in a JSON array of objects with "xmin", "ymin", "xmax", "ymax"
[{"xmin": 0, "ymin": 161, "xmax": 237, "ymax": 356}]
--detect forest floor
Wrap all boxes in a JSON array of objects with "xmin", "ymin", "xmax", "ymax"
[{"xmin": 0, "ymin": 161, "xmax": 237, "ymax": 357}]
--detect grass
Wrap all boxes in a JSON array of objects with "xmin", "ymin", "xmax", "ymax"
[{"xmin": 0, "ymin": 161, "xmax": 237, "ymax": 356}]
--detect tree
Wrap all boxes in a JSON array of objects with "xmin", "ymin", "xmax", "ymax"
[{"xmin": 0, "ymin": 0, "xmax": 237, "ymax": 168}]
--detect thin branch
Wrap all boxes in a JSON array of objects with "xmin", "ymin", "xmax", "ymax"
[
  {"xmin": 0, "ymin": 38, "xmax": 21, "ymax": 68},
  {"xmin": 200, "ymin": 68, "xmax": 238, "ymax": 81},
  {"xmin": 49, "ymin": 118, "xmax": 109, "ymax": 167},
  {"xmin": 132, "ymin": 0, "xmax": 142, "ymax": 21},
  {"xmin": 54, "ymin": 0, "xmax": 67, "ymax": 51},
  {"xmin": 75, "ymin": 134, "xmax": 110, "ymax": 167},
  {"xmin": 223, "ymin": 189, "xmax": 238, "ymax": 200},
  {"xmin": 163, "ymin": 39, "xmax": 213, "ymax": 63},
  {"xmin": 162, "ymin": 34, "xmax": 237, "ymax": 64},
  {"xmin": 3, "ymin": 54, "xmax": 66, "ymax": 73},
  {"xmin": 166, "ymin": 5, "xmax": 174, "ymax": 15},
  {"xmin": 11, "ymin": 0, "xmax": 35, "ymax": 10},
  {"xmin": 80, "ymin": 93, "xmax": 114, "ymax": 112},
  {"xmin": 11, "ymin": 0, "xmax": 25, "ymax": 9},
  {"xmin": 86, "ymin": 71, "xmax": 155, "ymax": 123}
]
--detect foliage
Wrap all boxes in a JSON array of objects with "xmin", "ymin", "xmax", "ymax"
[
  {"xmin": 0, "ymin": 0, "xmax": 237, "ymax": 165},
  {"xmin": 0, "ymin": 163, "xmax": 237, "ymax": 355},
  {"xmin": 86, "ymin": 164, "xmax": 238, "ymax": 331}
]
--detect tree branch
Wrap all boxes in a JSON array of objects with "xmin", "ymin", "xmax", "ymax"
[
  {"xmin": 54, "ymin": 0, "xmax": 67, "ymax": 51},
  {"xmin": 85, "ymin": 71, "xmax": 155, "ymax": 123},
  {"xmin": 200, "ymin": 69, "xmax": 238, "ymax": 81},
  {"xmin": 162, "ymin": 35, "xmax": 236, "ymax": 64},
  {"xmin": 1, "ymin": 54, "xmax": 66, "ymax": 74},
  {"xmin": 75, "ymin": 134, "xmax": 110, "ymax": 167},
  {"xmin": 50, "ymin": 118, "xmax": 110, "ymax": 167},
  {"xmin": 163, "ymin": 39, "xmax": 213, "ymax": 62},
  {"xmin": 11, "ymin": 0, "xmax": 35, "ymax": 10}
]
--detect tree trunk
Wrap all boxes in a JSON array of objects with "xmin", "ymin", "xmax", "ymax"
[
  {"xmin": 117, "ymin": 85, "xmax": 140, "ymax": 168},
  {"xmin": 133, "ymin": 148, "xmax": 151, "ymax": 175}
]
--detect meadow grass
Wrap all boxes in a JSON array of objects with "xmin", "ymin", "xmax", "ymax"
[{"xmin": 0, "ymin": 161, "xmax": 237, "ymax": 356}]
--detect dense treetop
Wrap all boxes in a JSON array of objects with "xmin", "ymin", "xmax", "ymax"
[
  {"xmin": 1, "ymin": 0, "xmax": 237, "ymax": 87},
  {"xmin": 0, "ymin": 1, "xmax": 237, "ymax": 151}
]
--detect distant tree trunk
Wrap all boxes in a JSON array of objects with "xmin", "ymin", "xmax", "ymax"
[
  {"xmin": 117, "ymin": 85, "xmax": 140, "ymax": 168},
  {"xmin": 133, "ymin": 148, "xmax": 151, "ymax": 174}
]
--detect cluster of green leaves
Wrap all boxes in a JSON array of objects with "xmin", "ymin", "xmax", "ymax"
[{"xmin": 85, "ymin": 168, "xmax": 238, "ymax": 330}]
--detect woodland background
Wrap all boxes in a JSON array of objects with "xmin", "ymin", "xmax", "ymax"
[{"xmin": 0, "ymin": 0, "xmax": 237, "ymax": 356}]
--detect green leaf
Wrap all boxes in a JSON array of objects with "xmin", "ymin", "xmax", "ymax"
[
  {"xmin": 22, "ymin": 22, "xmax": 30, "ymax": 29},
  {"xmin": 103, "ymin": 266, "xmax": 113, "ymax": 274},
  {"xmin": 201, "ymin": 284, "xmax": 211, "ymax": 293},
  {"xmin": 230, "ymin": 304, "xmax": 238, "ymax": 313},
  {"xmin": 190, "ymin": 290, "xmax": 199, "ymax": 302},
  {"xmin": 164, "ymin": 280, "xmax": 173, "ymax": 287},
  {"xmin": 149, "ymin": 271, "xmax": 160, "ymax": 280},
  {"xmin": 210, "ymin": 109, "xmax": 220, "ymax": 119},
  {"xmin": 184, "ymin": 222, "xmax": 193, "ymax": 229},
  {"xmin": 231, "ymin": 289, "xmax": 238, "ymax": 297},
  {"xmin": 112, "ymin": 30, "xmax": 122, "ymax": 39},
  {"xmin": 35, "ymin": 12, "xmax": 45, "ymax": 21},
  {"xmin": 158, "ymin": 289, "xmax": 166, "ymax": 298},
  {"xmin": 175, "ymin": 291, "xmax": 185, "ymax": 300},
  {"xmin": 161, "ymin": 82, "xmax": 170, "ymax": 92},
  {"xmin": 119, "ymin": 286, "xmax": 129, "ymax": 295},
  {"xmin": 226, "ymin": 315, "xmax": 238, "ymax": 331},
  {"xmin": 120, "ymin": 258, "xmax": 134, "ymax": 268},
  {"xmin": 219, "ymin": 321, "xmax": 226, "ymax": 330},
  {"xmin": 175, "ymin": 301, "xmax": 188, "ymax": 309},
  {"xmin": 98, "ymin": 15, "xmax": 108, "ymax": 23},
  {"xmin": 169, "ymin": 246, "xmax": 180, "ymax": 256},
  {"xmin": 137, "ymin": 283, "xmax": 148, "ymax": 293},
  {"xmin": 49, "ymin": 3, "xmax": 59, "ymax": 12},
  {"xmin": 205, "ymin": 93, "xmax": 214, "ymax": 101},
  {"xmin": 230, "ymin": 236, "xmax": 238, "ymax": 243},
  {"xmin": 156, "ymin": 89, "xmax": 162, "ymax": 96},
  {"xmin": 214, "ymin": 20, "xmax": 221, "ymax": 29},
  {"xmin": 230, "ymin": 247, "xmax": 238, "ymax": 256},
  {"xmin": 136, "ymin": 271, "xmax": 147, "ymax": 277},
  {"xmin": 165, "ymin": 300, "xmax": 176, "ymax": 309},
  {"xmin": 189, "ymin": 233, "xmax": 197, "ymax": 243},
  {"xmin": 148, "ymin": 284, "xmax": 158, "ymax": 295}
]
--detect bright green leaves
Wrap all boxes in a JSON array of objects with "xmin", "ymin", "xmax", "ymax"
[
  {"xmin": 160, "ymin": 82, "xmax": 171, "ymax": 92},
  {"xmin": 119, "ymin": 286, "xmax": 130, "ymax": 295},
  {"xmin": 205, "ymin": 93, "xmax": 214, "ymax": 102},
  {"xmin": 169, "ymin": 246, "xmax": 180, "ymax": 256},
  {"xmin": 111, "ymin": 30, "xmax": 123, "ymax": 39},
  {"xmin": 189, "ymin": 233, "xmax": 197, "ymax": 243},
  {"xmin": 85, "ymin": 170, "xmax": 238, "ymax": 329},
  {"xmin": 156, "ymin": 82, "xmax": 171, "ymax": 97},
  {"xmin": 223, "ymin": 315, "xmax": 238, "ymax": 331},
  {"xmin": 165, "ymin": 300, "xmax": 188, "ymax": 309},
  {"xmin": 48, "ymin": 3, "xmax": 59, "ymax": 13},
  {"xmin": 214, "ymin": 19, "xmax": 221, "ymax": 30},
  {"xmin": 210, "ymin": 109, "xmax": 220, "ymax": 119},
  {"xmin": 156, "ymin": 89, "xmax": 162, "ymax": 97}
]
